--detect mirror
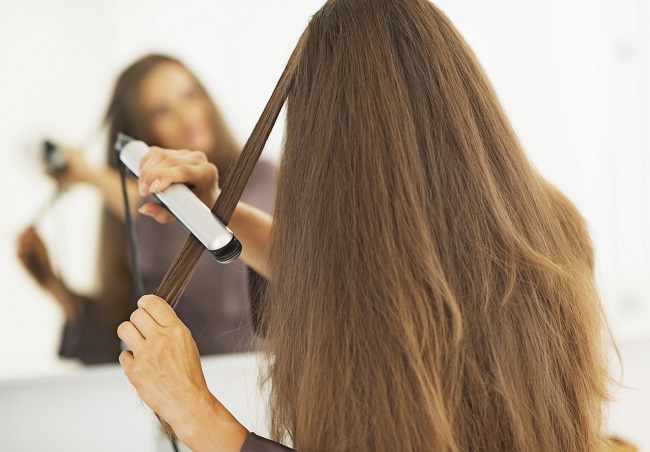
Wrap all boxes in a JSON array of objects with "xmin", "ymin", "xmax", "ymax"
[{"xmin": 0, "ymin": 0, "xmax": 326, "ymax": 380}]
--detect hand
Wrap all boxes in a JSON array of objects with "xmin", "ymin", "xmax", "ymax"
[
  {"xmin": 49, "ymin": 148, "xmax": 95, "ymax": 188},
  {"xmin": 118, "ymin": 295, "xmax": 248, "ymax": 451},
  {"xmin": 17, "ymin": 226, "xmax": 54, "ymax": 287},
  {"xmin": 137, "ymin": 147, "xmax": 219, "ymax": 224}
]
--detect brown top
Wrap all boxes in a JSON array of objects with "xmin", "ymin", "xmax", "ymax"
[
  {"xmin": 241, "ymin": 433, "xmax": 294, "ymax": 452},
  {"xmin": 135, "ymin": 159, "xmax": 276, "ymax": 354},
  {"xmin": 59, "ymin": 159, "xmax": 276, "ymax": 362}
]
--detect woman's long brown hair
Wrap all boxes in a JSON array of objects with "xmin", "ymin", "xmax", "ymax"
[
  {"xmin": 157, "ymin": 0, "xmax": 611, "ymax": 450},
  {"xmin": 97, "ymin": 54, "xmax": 240, "ymax": 324}
]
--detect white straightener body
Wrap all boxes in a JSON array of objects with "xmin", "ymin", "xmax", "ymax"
[{"xmin": 115, "ymin": 134, "xmax": 242, "ymax": 263}]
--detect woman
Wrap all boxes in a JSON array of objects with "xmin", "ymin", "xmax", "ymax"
[
  {"xmin": 117, "ymin": 1, "xmax": 611, "ymax": 451},
  {"xmin": 17, "ymin": 54, "xmax": 275, "ymax": 363}
]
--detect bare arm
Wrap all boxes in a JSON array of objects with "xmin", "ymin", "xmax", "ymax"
[
  {"xmin": 226, "ymin": 201, "xmax": 272, "ymax": 278},
  {"xmin": 54, "ymin": 149, "xmax": 140, "ymax": 221},
  {"xmin": 17, "ymin": 227, "xmax": 83, "ymax": 321},
  {"xmin": 86, "ymin": 168, "xmax": 140, "ymax": 221}
]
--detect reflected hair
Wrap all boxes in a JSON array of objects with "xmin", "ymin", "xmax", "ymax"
[{"xmin": 157, "ymin": 0, "xmax": 611, "ymax": 450}]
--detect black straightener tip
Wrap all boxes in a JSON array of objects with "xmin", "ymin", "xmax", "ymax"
[
  {"xmin": 210, "ymin": 236, "xmax": 242, "ymax": 263},
  {"xmin": 114, "ymin": 132, "xmax": 135, "ymax": 154},
  {"xmin": 43, "ymin": 139, "xmax": 56, "ymax": 154}
]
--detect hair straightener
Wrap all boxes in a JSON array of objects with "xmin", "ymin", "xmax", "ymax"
[
  {"xmin": 30, "ymin": 140, "xmax": 67, "ymax": 225},
  {"xmin": 114, "ymin": 133, "xmax": 242, "ymax": 264},
  {"xmin": 43, "ymin": 139, "xmax": 68, "ymax": 175}
]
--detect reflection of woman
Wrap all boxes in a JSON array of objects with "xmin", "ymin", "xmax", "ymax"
[
  {"xmin": 17, "ymin": 54, "xmax": 275, "ymax": 364},
  {"xmin": 117, "ymin": 2, "xmax": 610, "ymax": 451}
]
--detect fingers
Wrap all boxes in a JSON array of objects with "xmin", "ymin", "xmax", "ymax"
[
  {"xmin": 137, "ymin": 295, "xmax": 179, "ymax": 327},
  {"xmin": 17, "ymin": 231, "xmax": 31, "ymax": 258},
  {"xmin": 17, "ymin": 227, "xmax": 37, "ymax": 250},
  {"xmin": 138, "ymin": 147, "xmax": 218, "ymax": 199},
  {"xmin": 118, "ymin": 295, "xmax": 178, "ymax": 345},
  {"xmin": 118, "ymin": 350, "xmax": 134, "ymax": 370},
  {"xmin": 16, "ymin": 240, "xmax": 34, "ymax": 268},
  {"xmin": 138, "ymin": 203, "xmax": 176, "ymax": 224},
  {"xmin": 19, "ymin": 226, "xmax": 36, "ymax": 240},
  {"xmin": 116, "ymin": 309, "xmax": 211, "ymax": 435},
  {"xmin": 129, "ymin": 307, "xmax": 162, "ymax": 338},
  {"xmin": 17, "ymin": 226, "xmax": 51, "ymax": 284},
  {"xmin": 17, "ymin": 227, "xmax": 47, "ymax": 259},
  {"xmin": 117, "ymin": 320, "xmax": 145, "ymax": 351}
]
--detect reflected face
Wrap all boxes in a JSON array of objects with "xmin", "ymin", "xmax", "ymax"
[{"xmin": 138, "ymin": 62, "xmax": 216, "ymax": 153}]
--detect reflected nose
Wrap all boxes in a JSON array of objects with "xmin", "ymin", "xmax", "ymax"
[{"xmin": 177, "ymin": 99, "xmax": 204, "ymax": 129}]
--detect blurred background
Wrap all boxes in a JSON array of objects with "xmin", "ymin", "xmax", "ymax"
[{"xmin": 0, "ymin": 0, "xmax": 648, "ymax": 450}]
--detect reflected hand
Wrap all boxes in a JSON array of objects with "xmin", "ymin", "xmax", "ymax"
[
  {"xmin": 137, "ymin": 147, "xmax": 219, "ymax": 224},
  {"xmin": 48, "ymin": 148, "xmax": 95, "ymax": 188},
  {"xmin": 17, "ymin": 226, "xmax": 54, "ymax": 287},
  {"xmin": 118, "ymin": 295, "xmax": 248, "ymax": 451}
]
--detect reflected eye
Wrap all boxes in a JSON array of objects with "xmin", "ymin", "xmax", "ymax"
[
  {"xmin": 150, "ymin": 106, "xmax": 170, "ymax": 120},
  {"xmin": 185, "ymin": 86, "xmax": 201, "ymax": 100}
]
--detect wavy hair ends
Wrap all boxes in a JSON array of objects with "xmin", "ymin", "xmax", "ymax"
[{"xmin": 263, "ymin": 0, "xmax": 610, "ymax": 451}]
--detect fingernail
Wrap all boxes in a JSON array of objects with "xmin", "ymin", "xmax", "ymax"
[
  {"xmin": 138, "ymin": 205, "xmax": 149, "ymax": 215},
  {"xmin": 149, "ymin": 179, "xmax": 160, "ymax": 193},
  {"xmin": 139, "ymin": 180, "xmax": 146, "ymax": 195}
]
